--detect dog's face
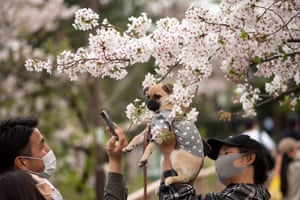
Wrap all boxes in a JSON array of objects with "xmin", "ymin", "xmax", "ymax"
[{"xmin": 144, "ymin": 83, "xmax": 173, "ymax": 112}]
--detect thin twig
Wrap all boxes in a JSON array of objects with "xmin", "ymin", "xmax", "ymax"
[{"xmin": 256, "ymin": 85, "xmax": 300, "ymax": 108}]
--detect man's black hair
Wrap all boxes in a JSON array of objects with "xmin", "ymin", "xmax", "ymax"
[
  {"xmin": 239, "ymin": 146, "xmax": 268, "ymax": 184},
  {"xmin": 0, "ymin": 117, "xmax": 39, "ymax": 173},
  {"xmin": 244, "ymin": 116, "xmax": 258, "ymax": 130},
  {"xmin": 286, "ymin": 112, "xmax": 299, "ymax": 129}
]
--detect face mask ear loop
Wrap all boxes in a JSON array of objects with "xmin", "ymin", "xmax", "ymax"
[
  {"xmin": 18, "ymin": 156, "xmax": 43, "ymax": 176},
  {"xmin": 21, "ymin": 151, "xmax": 57, "ymax": 179},
  {"xmin": 19, "ymin": 156, "xmax": 42, "ymax": 160}
]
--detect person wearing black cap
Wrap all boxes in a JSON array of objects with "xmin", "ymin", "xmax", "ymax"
[
  {"xmin": 104, "ymin": 123, "xmax": 271, "ymax": 200},
  {"xmin": 158, "ymin": 134, "xmax": 271, "ymax": 199}
]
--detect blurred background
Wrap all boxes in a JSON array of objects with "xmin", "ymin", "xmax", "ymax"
[{"xmin": 1, "ymin": 0, "xmax": 299, "ymax": 199}]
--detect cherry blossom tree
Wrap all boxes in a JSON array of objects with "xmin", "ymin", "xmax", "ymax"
[
  {"xmin": 0, "ymin": 0, "xmax": 77, "ymax": 62},
  {"xmin": 26, "ymin": 0, "xmax": 300, "ymax": 124},
  {"xmin": 3, "ymin": 0, "xmax": 204, "ymax": 198},
  {"xmin": 0, "ymin": 0, "xmax": 78, "ymax": 118},
  {"xmin": 0, "ymin": 0, "xmax": 99, "ymax": 198}
]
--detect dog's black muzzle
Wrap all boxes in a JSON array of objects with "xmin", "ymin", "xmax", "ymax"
[{"xmin": 147, "ymin": 100, "xmax": 160, "ymax": 112}]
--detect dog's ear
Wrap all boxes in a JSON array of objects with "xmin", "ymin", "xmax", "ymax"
[
  {"xmin": 162, "ymin": 84, "xmax": 173, "ymax": 94},
  {"xmin": 143, "ymin": 87, "xmax": 149, "ymax": 96}
]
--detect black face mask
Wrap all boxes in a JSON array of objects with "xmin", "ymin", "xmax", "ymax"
[{"xmin": 147, "ymin": 100, "xmax": 160, "ymax": 111}]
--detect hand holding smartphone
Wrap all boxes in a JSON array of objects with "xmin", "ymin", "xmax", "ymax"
[{"xmin": 100, "ymin": 110, "xmax": 118, "ymax": 139}]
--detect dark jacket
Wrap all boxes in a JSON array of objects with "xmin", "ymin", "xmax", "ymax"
[
  {"xmin": 104, "ymin": 173, "xmax": 128, "ymax": 200},
  {"xmin": 104, "ymin": 172, "xmax": 271, "ymax": 200}
]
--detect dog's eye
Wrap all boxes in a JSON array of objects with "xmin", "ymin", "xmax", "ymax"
[{"xmin": 153, "ymin": 94, "xmax": 161, "ymax": 99}]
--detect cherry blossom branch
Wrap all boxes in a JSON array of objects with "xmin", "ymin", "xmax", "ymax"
[
  {"xmin": 58, "ymin": 57, "xmax": 130, "ymax": 71},
  {"xmin": 250, "ymin": 51, "xmax": 300, "ymax": 67},
  {"xmin": 256, "ymin": 4, "xmax": 300, "ymax": 38},
  {"xmin": 219, "ymin": 85, "xmax": 300, "ymax": 121},
  {"xmin": 287, "ymin": 39, "xmax": 300, "ymax": 43},
  {"xmin": 157, "ymin": 61, "xmax": 180, "ymax": 83},
  {"xmin": 256, "ymin": 85, "xmax": 300, "ymax": 108}
]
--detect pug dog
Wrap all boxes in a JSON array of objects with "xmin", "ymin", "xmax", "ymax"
[{"xmin": 122, "ymin": 83, "xmax": 207, "ymax": 185}]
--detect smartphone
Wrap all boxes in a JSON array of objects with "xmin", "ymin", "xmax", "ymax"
[{"xmin": 100, "ymin": 110, "xmax": 118, "ymax": 138}]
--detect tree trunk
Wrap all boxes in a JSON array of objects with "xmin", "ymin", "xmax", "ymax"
[{"xmin": 85, "ymin": 0, "xmax": 106, "ymax": 199}]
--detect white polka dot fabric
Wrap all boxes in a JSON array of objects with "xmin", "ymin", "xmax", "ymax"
[{"xmin": 150, "ymin": 110, "xmax": 204, "ymax": 157}]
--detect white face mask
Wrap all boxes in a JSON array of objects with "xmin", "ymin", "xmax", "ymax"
[
  {"xmin": 215, "ymin": 153, "xmax": 246, "ymax": 183},
  {"xmin": 296, "ymin": 150, "xmax": 300, "ymax": 160},
  {"xmin": 21, "ymin": 150, "xmax": 57, "ymax": 179}
]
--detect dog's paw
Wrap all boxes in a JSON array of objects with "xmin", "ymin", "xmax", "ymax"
[
  {"xmin": 122, "ymin": 146, "xmax": 134, "ymax": 153},
  {"xmin": 164, "ymin": 177, "xmax": 173, "ymax": 186},
  {"xmin": 138, "ymin": 159, "xmax": 148, "ymax": 167}
]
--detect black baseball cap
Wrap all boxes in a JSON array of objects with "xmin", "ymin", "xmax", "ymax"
[{"xmin": 206, "ymin": 135, "xmax": 264, "ymax": 160}]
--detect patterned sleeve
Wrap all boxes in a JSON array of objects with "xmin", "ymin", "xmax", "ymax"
[{"xmin": 158, "ymin": 182, "xmax": 201, "ymax": 200}]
